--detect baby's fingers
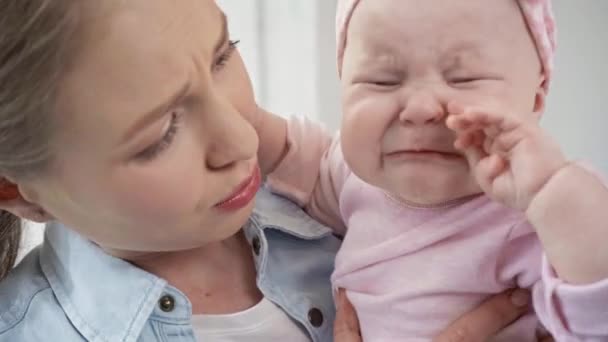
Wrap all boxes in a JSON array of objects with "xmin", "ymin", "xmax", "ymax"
[
  {"xmin": 447, "ymin": 110, "xmax": 504, "ymax": 133},
  {"xmin": 454, "ymin": 130, "xmax": 484, "ymax": 150},
  {"xmin": 476, "ymin": 155, "xmax": 506, "ymax": 189}
]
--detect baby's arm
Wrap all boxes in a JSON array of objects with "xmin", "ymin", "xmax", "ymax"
[
  {"xmin": 529, "ymin": 166, "xmax": 608, "ymax": 337},
  {"xmin": 499, "ymin": 223, "xmax": 608, "ymax": 340},
  {"xmin": 254, "ymin": 108, "xmax": 289, "ymax": 176},
  {"xmin": 526, "ymin": 164, "xmax": 608, "ymax": 284},
  {"xmin": 256, "ymin": 110, "xmax": 349, "ymax": 233},
  {"xmin": 533, "ymin": 255, "xmax": 608, "ymax": 341}
]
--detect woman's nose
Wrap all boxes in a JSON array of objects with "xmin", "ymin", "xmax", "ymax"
[
  {"xmin": 204, "ymin": 104, "xmax": 258, "ymax": 171},
  {"xmin": 399, "ymin": 89, "xmax": 445, "ymax": 125}
]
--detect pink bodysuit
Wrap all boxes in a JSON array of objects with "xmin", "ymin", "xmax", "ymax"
[{"xmin": 267, "ymin": 116, "xmax": 608, "ymax": 341}]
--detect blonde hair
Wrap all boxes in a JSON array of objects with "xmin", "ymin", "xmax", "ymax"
[{"xmin": 0, "ymin": 0, "xmax": 81, "ymax": 280}]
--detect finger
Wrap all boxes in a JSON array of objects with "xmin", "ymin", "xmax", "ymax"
[
  {"xmin": 446, "ymin": 103, "xmax": 494, "ymax": 131},
  {"xmin": 434, "ymin": 289, "xmax": 531, "ymax": 342},
  {"xmin": 466, "ymin": 107, "xmax": 527, "ymax": 136},
  {"xmin": 472, "ymin": 130, "xmax": 485, "ymax": 147},
  {"xmin": 446, "ymin": 101, "xmax": 467, "ymax": 116},
  {"xmin": 334, "ymin": 289, "xmax": 362, "ymax": 342},
  {"xmin": 446, "ymin": 114, "xmax": 473, "ymax": 132},
  {"xmin": 462, "ymin": 142, "xmax": 486, "ymax": 169},
  {"xmin": 446, "ymin": 113, "xmax": 488, "ymax": 132},
  {"xmin": 483, "ymin": 135, "xmax": 494, "ymax": 154},
  {"xmin": 453, "ymin": 108, "xmax": 510, "ymax": 138},
  {"xmin": 492, "ymin": 123, "xmax": 528, "ymax": 153},
  {"xmin": 455, "ymin": 128, "xmax": 487, "ymax": 151},
  {"xmin": 484, "ymin": 125, "xmax": 501, "ymax": 140},
  {"xmin": 464, "ymin": 147, "xmax": 495, "ymax": 191},
  {"xmin": 449, "ymin": 112, "xmax": 507, "ymax": 138},
  {"xmin": 478, "ymin": 154, "xmax": 506, "ymax": 179},
  {"xmin": 454, "ymin": 130, "xmax": 478, "ymax": 150}
]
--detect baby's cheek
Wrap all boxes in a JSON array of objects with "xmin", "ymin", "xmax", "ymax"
[
  {"xmin": 449, "ymin": 87, "xmax": 514, "ymax": 113},
  {"xmin": 341, "ymin": 91, "xmax": 396, "ymax": 182}
]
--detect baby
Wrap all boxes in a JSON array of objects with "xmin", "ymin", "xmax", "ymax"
[{"xmin": 256, "ymin": 0, "xmax": 608, "ymax": 340}]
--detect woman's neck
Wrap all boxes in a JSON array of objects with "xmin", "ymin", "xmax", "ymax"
[{"xmin": 128, "ymin": 231, "xmax": 262, "ymax": 315}]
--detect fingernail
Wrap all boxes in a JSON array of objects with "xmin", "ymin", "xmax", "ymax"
[{"xmin": 510, "ymin": 289, "xmax": 530, "ymax": 307}]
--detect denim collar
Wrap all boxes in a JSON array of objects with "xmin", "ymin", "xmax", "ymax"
[
  {"xmin": 40, "ymin": 223, "xmax": 167, "ymax": 342},
  {"xmin": 251, "ymin": 188, "xmax": 332, "ymax": 240},
  {"xmin": 38, "ymin": 189, "xmax": 331, "ymax": 342}
]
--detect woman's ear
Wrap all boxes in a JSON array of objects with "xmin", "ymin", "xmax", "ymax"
[{"xmin": 0, "ymin": 178, "xmax": 53, "ymax": 223}]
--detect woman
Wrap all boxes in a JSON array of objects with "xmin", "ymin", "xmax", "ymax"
[{"xmin": 0, "ymin": 0, "xmax": 531, "ymax": 341}]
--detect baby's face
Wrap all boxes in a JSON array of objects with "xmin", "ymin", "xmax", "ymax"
[{"xmin": 340, "ymin": 0, "xmax": 545, "ymax": 205}]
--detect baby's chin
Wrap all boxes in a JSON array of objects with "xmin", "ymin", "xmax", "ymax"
[{"xmin": 376, "ymin": 166, "xmax": 481, "ymax": 207}]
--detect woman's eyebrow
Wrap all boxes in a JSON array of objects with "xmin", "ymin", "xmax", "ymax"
[{"xmin": 119, "ymin": 12, "xmax": 227, "ymax": 145}]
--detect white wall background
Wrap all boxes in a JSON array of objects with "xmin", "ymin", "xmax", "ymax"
[
  {"xmin": 217, "ymin": 0, "xmax": 341, "ymax": 126},
  {"xmin": 18, "ymin": 0, "xmax": 608, "ymax": 259},
  {"xmin": 543, "ymin": 0, "xmax": 608, "ymax": 173}
]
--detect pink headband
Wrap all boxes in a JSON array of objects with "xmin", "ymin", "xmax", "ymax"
[{"xmin": 336, "ymin": 0, "xmax": 556, "ymax": 91}]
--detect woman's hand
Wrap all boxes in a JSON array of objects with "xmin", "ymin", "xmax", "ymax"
[
  {"xmin": 334, "ymin": 289, "xmax": 361, "ymax": 342},
  {"xmin": 334, "ymin": 288, "xmax": 549, "ymax": 342},
  {"xmin": 435, "ymin": 289, "xmax": 533, "ymax": 342}
]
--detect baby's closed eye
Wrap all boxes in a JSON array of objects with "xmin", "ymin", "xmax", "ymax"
[
  {"xmin": 445, "ymin": 72, "xmax": 504, "ymax": 89},
  {"xmin": 352, "ymin": 69, "xmax": 404, "ymax": 89}
]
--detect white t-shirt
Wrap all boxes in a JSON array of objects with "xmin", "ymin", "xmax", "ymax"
[{"xmin": 192, "ymin": 297, "xmax": 311, "ymax": 342}]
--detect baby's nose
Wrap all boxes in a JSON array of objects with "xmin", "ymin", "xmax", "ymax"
[{"xmin": 399, "ymin": 90, "xmax": 445, "ymax": 125}]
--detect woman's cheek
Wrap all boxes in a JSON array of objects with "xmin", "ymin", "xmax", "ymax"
[{"xmin": 113, "ymin": 140, "xmax": 204, "ymax": 222}]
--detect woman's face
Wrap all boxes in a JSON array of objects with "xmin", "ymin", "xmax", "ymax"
[{"xmin": 26, "ymin": 0, "xmax": 260, "ymax": 257}]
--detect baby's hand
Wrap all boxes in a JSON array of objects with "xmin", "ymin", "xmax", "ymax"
[{"xmin": 446, "ymin": 102, "xmax": 567, "ymax": 211}]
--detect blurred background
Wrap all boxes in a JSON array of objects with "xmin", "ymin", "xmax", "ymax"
[{"xmin": 19, "ymin": 1, "xmax": 608, "ymax": 259}]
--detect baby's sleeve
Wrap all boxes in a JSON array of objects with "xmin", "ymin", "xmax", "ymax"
[
  {"xmin": 266, "ymin": 115, "xmax": 350, "ymax": 234},
  {"xmin": 533, "ymin": 257, "xmax": 608, "ymax": 341},
  {"xmin": 500, "ymin": 221, "xmax": 608, "ymax": 340},
  {"xmin": 531, "ymin": 161, "xmax": 608, "ymax": 340}
]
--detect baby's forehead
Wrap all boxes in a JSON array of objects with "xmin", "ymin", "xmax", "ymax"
[
  {"xmin": 348, "ymin": 0, "xmax": 528, "ymax": 55},
  {"xmin": 352, "ymin": 0, "xmax": 524, "ymax": 24},
  {"xmin": 336, "ymin": 0, "xmax": 555, "ymax": 89}
]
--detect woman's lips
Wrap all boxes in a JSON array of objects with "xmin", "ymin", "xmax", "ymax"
[{"xmin": 215, "ymin": 165, "xmax": 261, "ymax": 211}]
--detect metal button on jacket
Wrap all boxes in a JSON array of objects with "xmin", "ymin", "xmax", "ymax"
[
  {"xmin": 159, "ymin": 295, "xmax": 176, "ymax": 312},
  {"xmin": 308, "ymin": 307, "xmax": 324, "ymax": 327}
]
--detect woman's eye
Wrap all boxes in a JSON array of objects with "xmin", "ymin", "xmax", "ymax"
[
  {"xmin": 134, "ymin": 111, "xmax": 182, "ymax": 162},
  {"xmin": 213, "ymin": 39, "xmax": 240, "ymax": 71}
]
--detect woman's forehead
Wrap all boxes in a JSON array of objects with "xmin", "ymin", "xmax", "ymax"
[{"xmin": 55, "ymin": 0, "xmax": 224, "ymax": 137}]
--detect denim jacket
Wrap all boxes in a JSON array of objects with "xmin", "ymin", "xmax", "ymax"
[{"xmin": 0, "ymin": 189, "xmax": 341, "ymax": 342}]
